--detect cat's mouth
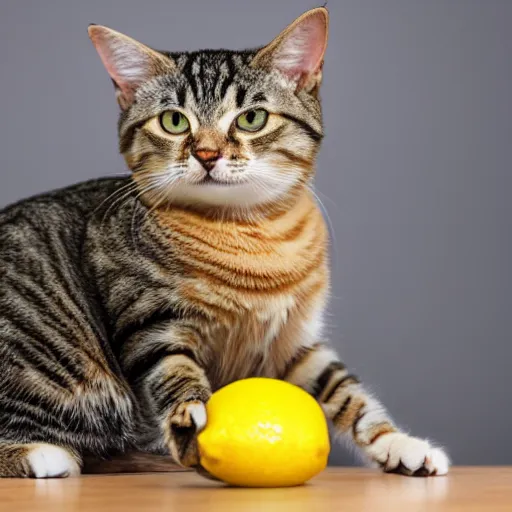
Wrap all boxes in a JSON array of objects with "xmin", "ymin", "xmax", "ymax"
[{"xmin": 197, "ymin": 175, "xmax": 239, "ymax": 187}]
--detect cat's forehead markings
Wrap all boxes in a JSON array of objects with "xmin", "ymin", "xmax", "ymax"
[
  {"xmin": 252, "ymin": 92, "xmax": 267, "ymax": 103},
  {"xmin": 176, "ymin": 54, "xmax": 188, "ymax": 68},
  {"xmin": 191, "ymin": 60, "xmax": 201, "ymax": 75},
  {"xmin": 214, "ymin": 61, "xmax": 231, "ymax": 100},
  {"xmin": 215, "ymin": 87, "xmax": 239, "ymax": 132}
]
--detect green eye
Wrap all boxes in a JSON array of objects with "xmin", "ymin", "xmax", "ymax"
[
  {"xmin": 236, "ymin": 109, "xmax": 269, "ymax": 132},
  {"xmin": 160, "ymin": 110, "xmax": 190, "ymax": 134}
]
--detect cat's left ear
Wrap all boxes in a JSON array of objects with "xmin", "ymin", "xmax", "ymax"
[
  {"xmin": 88, "ymin": 25, "xmax": 175, "ymax": 109},
  {"xmin": 251, "ymin": 7, "xmax": 329, "ymax": 94}
]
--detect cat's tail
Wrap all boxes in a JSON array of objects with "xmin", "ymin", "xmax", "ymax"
[{"xmin": 0, "ymin": 442, "xmax": 81, "ymax": 478}]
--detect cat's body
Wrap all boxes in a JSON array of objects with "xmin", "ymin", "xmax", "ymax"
[
  {"xmin": 0, "ymin": 8, "xmax": 449, "ymax": 478},
  {"xmin": 0, "ymin": 177, "xmax": 325, "ymax": 456}
]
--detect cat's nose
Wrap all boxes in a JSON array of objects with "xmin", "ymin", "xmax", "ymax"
[{"xmin": 193, "ymin": 148, "xmax": 221, "ymax": 172}]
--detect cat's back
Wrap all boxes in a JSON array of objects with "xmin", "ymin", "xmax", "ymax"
[
  {"xmin": 0, "ymin": 177, "xmax": 129, "ymax": 225},
  {"xmin": 0, "ymin": 178, "xmax": 129, "ymax": 256},
  {"xmin": 0, "ymin": 176, "xmax": 132, "ymax": 290}
]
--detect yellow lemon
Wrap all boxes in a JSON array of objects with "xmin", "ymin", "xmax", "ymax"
[{"xmin": 197, "ymin": 378, "xmax": 330, "ymax": 487}]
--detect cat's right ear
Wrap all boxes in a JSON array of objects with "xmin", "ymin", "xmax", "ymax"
[{"xmin": 88, "ymin": 25, "xmax": 175, "ymax": 110}]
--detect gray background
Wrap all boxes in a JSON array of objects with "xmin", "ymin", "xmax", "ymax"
[{"xmin": 1, "ymin": 0, "xmax": 511, "ymax": 466}]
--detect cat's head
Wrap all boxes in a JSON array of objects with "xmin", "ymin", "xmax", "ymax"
[{"xmin": 89, "ymin": 8, "xmax": 328, "ymax": 215}]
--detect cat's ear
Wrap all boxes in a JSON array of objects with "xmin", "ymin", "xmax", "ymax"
[
  {"xmin": 251, "ymin": 7, "xmax": 328, "ymax": 94},
  {"xmin": 88, "ymin": 25, "xmax": 175, "ymax": 109}
]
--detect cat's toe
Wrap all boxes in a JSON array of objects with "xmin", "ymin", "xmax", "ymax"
[
  {"xmin": 423, "ymin": 446, "xmax": 450, "ymax": 476},
  {"xmin": 170, "ymin": 401, "xmax": 207, "ymax": 432},
  {"xmin": 166, "ymin": 400, "xmax": 207, "ymax": 467},
  {"xmin": 27, "ymin": 444, "xmax": 81, "ymax": 478},
  {"xmin": 368, "ymin": 432, "xmax": 449, "ymax": 477}
]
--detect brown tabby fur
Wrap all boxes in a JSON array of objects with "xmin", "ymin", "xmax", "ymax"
[
  {"xmin": 0, "ymin": 7, "xmax": 449, "ymax": 478},
  {"xmin": 155, "ymin": 190, "xmax": 328, "ymax": 389}
]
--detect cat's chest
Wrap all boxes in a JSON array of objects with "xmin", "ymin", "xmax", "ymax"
[
  {"xmin": 188, "ymin": 282, "xmax": 301, "ymax": 389},
  {"xmin": 154, "ymin": 195, "xmax": 328, "ymax": 388},
  {"xmin": 168, "ymin": 266, "xmax": 327, "ymax": 390}
]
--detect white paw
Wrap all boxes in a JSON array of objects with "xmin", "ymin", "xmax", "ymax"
[
  {"xmin": 27, "ymin": 444, "xmax": 81, "ymax": 478},
  {"xmin": 187, "ymin": 402, "xmax": 207, "ymax": 432},
  {"xmin": 367, "ymin": 433, "xmax": 449, "ymax": 476}
]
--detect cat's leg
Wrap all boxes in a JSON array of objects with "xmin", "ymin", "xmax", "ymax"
[
  {"xmin": 0, "ymin": 442, "xmax": 81, "ymax": 478},
  {"xmin": 284, "ymin": 344, "xmax": 449, "ymax": 476},
  {"xmin": 0, "ymin": 303, "xmax": 136, "ymax": 478},
  {"xmin": 0, "ymin": 330, "xmax": 135, "ymax": 478},
  {"xmin": 0, "ymin": 339, "xmax": 135, "ymax": 478},
  {"xmin": 121, "ymin": 325, "xmax": 211, "ymax": 468}
]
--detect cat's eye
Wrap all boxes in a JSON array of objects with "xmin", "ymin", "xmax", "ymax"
[
  {"xmin": 236, "ymin": 109, "xmax": 269, "ymax": 132},
  {"xmin": 160, "ymin": 110, "xmax": 190, "ymax": 135}
]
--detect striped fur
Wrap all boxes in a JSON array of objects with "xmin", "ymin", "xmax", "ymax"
[{"xmin": 0, "ymin": 7, "xmax": 448, "ymax": 477}]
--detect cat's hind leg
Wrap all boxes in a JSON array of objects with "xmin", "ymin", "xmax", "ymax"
[{"xmin": 0, "ymin": 442, "xmax": 81, "ymax": 478}]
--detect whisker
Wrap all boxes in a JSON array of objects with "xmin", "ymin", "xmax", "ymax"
[
  {"xmin": 99, "ymin": 171, "xmax": 169, "ymax": 227},
  {"xmin": 132, "ymin": 170, "xmax": 185, "ymax": 235},
  {"xmin": 307, "ymin": 184, "xmax": 339, "ymax": 274},
  {"xmin": 102, "ymin": 170, "xmax": 173, "ymax": 230},
  {"xmin": 99, "ymin": 184, "xmax": 140, "ymax": 228},
  {"xmin": 93, "ymin": 179, "xmax": 137, "ymax": 218},
  {"xmin": 128, "ymin": 180, "xmax": 170, "ymax": 247}
]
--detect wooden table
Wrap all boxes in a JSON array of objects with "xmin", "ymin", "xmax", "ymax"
[{"xmin": 0, "ymin": 467, "xmax": 510, "ymax": 511}]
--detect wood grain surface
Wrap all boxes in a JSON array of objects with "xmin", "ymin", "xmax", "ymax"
[{"xmin": 0, "ymin": 467, "xmax": 510, "ymax": 511}]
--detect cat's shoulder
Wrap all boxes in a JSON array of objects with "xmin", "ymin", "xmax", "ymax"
[{"xmin": 0, "ymin": 176, "xmax": 131, "ymax": 221}]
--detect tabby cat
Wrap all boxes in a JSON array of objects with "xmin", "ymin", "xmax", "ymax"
[{"xmin": 0, "ymin": 7, "xmax": 449, "ymax": 478}]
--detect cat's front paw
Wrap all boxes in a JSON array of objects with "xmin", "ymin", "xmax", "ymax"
[
  {"xmin": 165, "ymin": 400, "xmax": 207, "ymax": 468},
  {"xmin": 367, "ymin": 432, "xmax": 449, "ymax": 476}
]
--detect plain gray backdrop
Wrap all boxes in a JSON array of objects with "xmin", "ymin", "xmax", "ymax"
[{"xmin": 1, "ymin": 0, "xmax": 511, "ymax": 466}]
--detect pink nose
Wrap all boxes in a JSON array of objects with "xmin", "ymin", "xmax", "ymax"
[
  {"xmin": 195, "ymin": 149, "xmax": 220, "ymax": 162},
  {"xmin": 193, "ymin": 148, "xmax": 221, "ymax": 172}
]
